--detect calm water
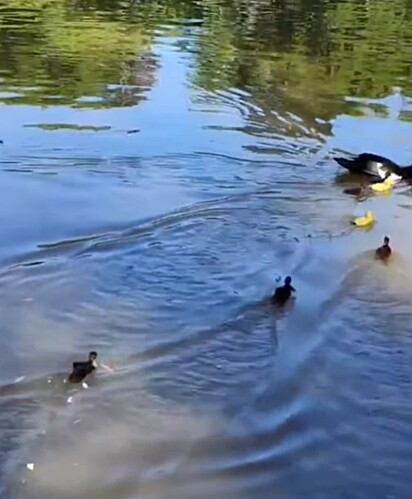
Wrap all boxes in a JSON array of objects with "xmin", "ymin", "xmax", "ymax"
[{"xmin": 1, "ymin": 0, "xmax": 412, "ymax": 497}]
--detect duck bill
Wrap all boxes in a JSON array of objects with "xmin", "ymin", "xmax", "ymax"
[{"xmin": 387, "ymin": 172, "xmax": 402, "ymax": 182}]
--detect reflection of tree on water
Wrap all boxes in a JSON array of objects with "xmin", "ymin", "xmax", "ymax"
[
  {"xmin": 0, "ymin": 0, "xmax": 160, "ymax": 108},
  {"xmin": 102, "ymin": 53, "xmax": 160, "ymax": 108},
  {"xmin": 189, "ymin": 0, "xmax": 412, "ymax": 138},
  {"xmin": 1, "ymin": 0, "xmax": 412, "ymax": 115}
]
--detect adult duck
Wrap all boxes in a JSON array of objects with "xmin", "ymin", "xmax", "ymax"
[{"xmin": 333, "ymin": 153, "xmax": 412, "ymax": 180}]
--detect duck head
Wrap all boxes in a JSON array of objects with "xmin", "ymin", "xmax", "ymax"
[
  {"xmin": 89, "ymin": 351, "xmax": 98, "ymax": 368},
  {"xmin": 382, "ymin": 169, "xmax": 402, "ymax": 183},
  {"xmin": 377, "ymin": 164, "xmax": 392, "ymax": 180}
]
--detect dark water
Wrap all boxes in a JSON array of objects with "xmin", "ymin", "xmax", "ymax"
[{"xmin": 1, "ymin": 0, "xmax": 412, "ymax": 497}]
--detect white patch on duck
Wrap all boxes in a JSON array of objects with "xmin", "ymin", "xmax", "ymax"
[
  {"xmin": 376, "ymin": 163, "xmax": 386, "ymax": 179},
  {"xmin": 388, "ymin": 172, "xmax": 402, "ymax": 182}
]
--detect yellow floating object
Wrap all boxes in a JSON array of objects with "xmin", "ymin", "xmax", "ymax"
[
  {"xmin": 370, "ymin": 177, "xmax": 395, "ymax": 192},
  {"xmin": 353, "ymin": 210, "xmax": 375, "ymax": 227}
]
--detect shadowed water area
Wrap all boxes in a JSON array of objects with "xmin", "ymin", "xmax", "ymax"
[{"xmin": 1, "ymin": 0, "xmax": 412, "ymax": 497}]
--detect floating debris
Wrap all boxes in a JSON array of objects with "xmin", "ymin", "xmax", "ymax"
[
  {"xmin": 67, "ymin": 396, "xmax": 73, "ymax": 404},
  {"xmin": 82, "ymin": 382, "xmax": 88, "ymax": 389},
  {"xmin": 26, "ymin": 463, "xmax": 34, "ymax": 471},
  {"xmin": 14, "ymin": 376, "xmax": 26, "ymax": 383}
]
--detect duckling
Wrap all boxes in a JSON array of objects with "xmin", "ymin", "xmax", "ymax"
[
  {"xmin": 271, "ymin": 276, "xmax": 295, "ymax": 306},
  {"xmin": 343, "ymin": 183, "xmax": 370, "ymax": 197},
  {"xmin": 68, "ymin": 351, "xmax": 98, "ymax": 384},
  {"xmin": 370, "ymin": 176, "xmax": 396, "ymax": 193},
  {"xmin": 375, "ymin": 236, "xmax": 391, "ymax": 261},
  {"xmin": 67, "ymin": 351, "xmax": 114, "ymax": 384},
  {"xmin": 353, "ymin": 210, "xmax": 375, "ymax": 227}
]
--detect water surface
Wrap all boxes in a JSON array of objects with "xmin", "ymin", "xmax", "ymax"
[{"xmin": 1, "ymin": 1, "xmax": 412, "ymax": 498}]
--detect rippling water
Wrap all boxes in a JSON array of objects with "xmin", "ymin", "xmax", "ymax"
[{"xmin": 1, "ymin": 0, "xmax": 412, "ymax": 498}]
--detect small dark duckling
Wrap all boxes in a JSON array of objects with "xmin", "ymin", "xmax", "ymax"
[
  {"xmin": 68, "ymin": 351, "xmax": 98, "ymax": 384},
  {"xmin": 271, "ymin": 276, "xmax": 295, "ymax": 306},
  {"xmin": 375, "ymin": 236, "xmax": 391, "ymax": 261},
  {"xmin": 67, "ymin": 351, "xmax": 114, "ymax": 385},
  {"xmin": 343, "ymin": 183, "xmax": 370, "ymax": 197}
]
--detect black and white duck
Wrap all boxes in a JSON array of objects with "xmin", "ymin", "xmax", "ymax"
[{"xmin": 333, "ymin": 153, "xmax": 411, "ymax": 180}]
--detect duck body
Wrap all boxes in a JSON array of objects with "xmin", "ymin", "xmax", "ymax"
[
  {"xmin": 271, "ymin": 276, "xmax": 295, "ymax": 306},
  {"xmin": 68, "ymin": 361, "xmax": 95, "ymax": 384},
  {"xmin": 334, "ymin": 153, "xmax": 411, "ymax": 180},
  {"xmin": 375, "ymin": 236, "xmax": 391, "ymax": 261}
]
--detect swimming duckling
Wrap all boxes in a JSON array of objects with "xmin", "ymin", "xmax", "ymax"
[
  {"xmin": 352, "ymin": 210, "xmax": 375, "ymax": 227},
  {"xmin": 271, "ymin": 276, "xmax": 295, "ymax": 306},
  {"xmin": 370, "ymin": 175, "xmax": 397, "ymax": 193},
  {"xmin": 375, "ymin": 236, "xmax": 391, "ymax": 261},
  {"xmin": 67, "ymin": 351, "xmax": 114, "ymax": 384},
  {"xmin": 68, "ymin": 351, "xmax": 98, "ymax": 384},
  {"xmin": 343, "ymin": 183, "xmax": 370, "ymax": 197}
]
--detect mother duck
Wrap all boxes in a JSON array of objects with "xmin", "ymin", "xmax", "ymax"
[{"xmin": 333, "ymin": 153, "xmax": 412, "ymax": 180}]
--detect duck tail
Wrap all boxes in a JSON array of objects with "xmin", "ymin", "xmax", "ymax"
[
  {"xmin": 333, "ymin": 157, "xmax": 353, "ymax": 169},
  {"xmin": 401, "ymin": 164, "xmax": 412, "ymax": 178}
]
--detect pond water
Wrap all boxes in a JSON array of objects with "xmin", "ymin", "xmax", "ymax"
[{"xmin": 1, "ymin": 1, "xmax": 412, "ymax": 498}]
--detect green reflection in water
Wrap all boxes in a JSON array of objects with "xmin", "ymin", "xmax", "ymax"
[{"xmin": 0, "ymin": 0, "xmax": 411, "ymax": 114}]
